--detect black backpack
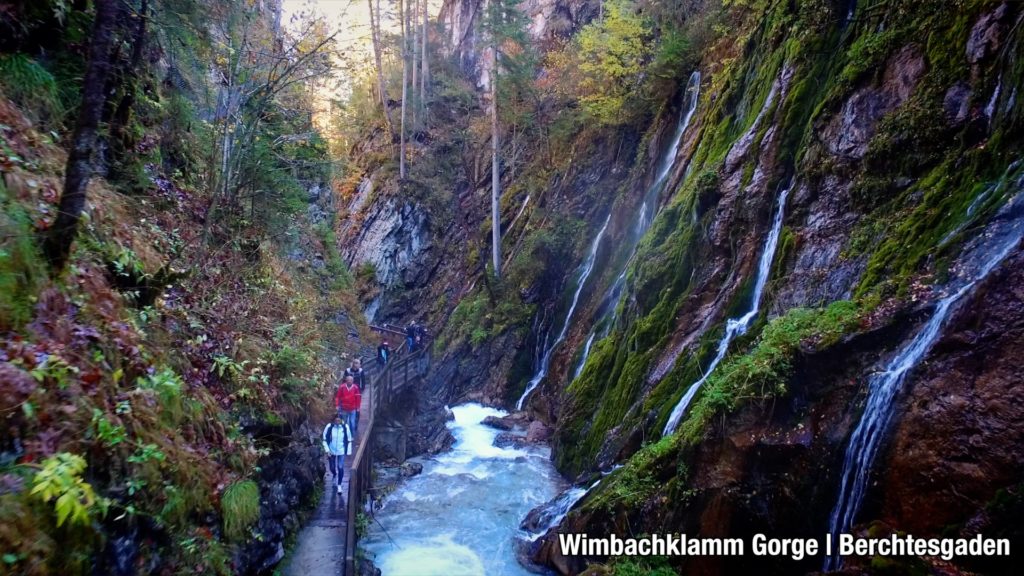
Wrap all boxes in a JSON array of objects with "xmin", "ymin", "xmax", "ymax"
[{"xmin": 325, "ymin": 423, "xmax": 350, "ymax": 447}]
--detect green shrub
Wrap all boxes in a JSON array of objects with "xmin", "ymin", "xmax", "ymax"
[
  {"xmin": 0, "ymin": 53, "xmax": 62, "ymax": 124},
  {"xmin": 221, "ymin": 480, "xmax": 260, "ymax": 541},
  {"xmin": 31, "ymin": 453, "xmax": 106, "ymax": 528},
  {"xmin": 678, "ymin": 301, "xmax": 864, "ymax": 442},
  {"xmin": 0, "ymin": 183, "xmax": 46, "ymax": 331}
]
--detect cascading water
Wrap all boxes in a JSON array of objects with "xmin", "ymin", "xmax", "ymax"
[
  {"xmin": 572, "ymin": 333, "xmax": 596, "ymax": 380},
  {"xmin": 939, "ymin": 160, "xmax": 1021, "ymax": 247},
  {"xmin": 824, "ymin": 167, "xmax": 1024, "ymax": 572},
  {"xmin": 520, "ymin": 465, "xmax": 622, "ymax": 541},
  {"xmin": 516, "ymin": 216, "xmax": 611, "ymax": 410},
  {"xmin": 663, "ymin": 184, "xmax": 790, "ymax": 436},
  {"xmin": 520, "ymin": 482, "xmax": 593, "ymax": 542},
  {"xmin": 571, "ymin": 71, "xmax": 703, "ymax": 376},
  {"xmin": 361, "ymin": 404, "xmax": 563, "ymax": 575}
]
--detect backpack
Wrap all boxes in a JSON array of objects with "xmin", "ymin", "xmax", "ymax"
[{"xmin": 325, "ymin": 423, "xmax": 350, "ymax": 448}]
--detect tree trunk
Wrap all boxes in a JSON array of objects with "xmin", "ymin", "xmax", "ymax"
[
  {"xmin": 368, "ymin": 0, "xmax": 394, "ymax": 141},
  {"xmin": 43, "ymin": 0, "xmax": 121, "ymax": 270},
  {"xmin": 420, "ymin": 0, "xmax": 428, "ymax": 105},
  {"xmin": 109, "ymin": 0, "xmax": 149, "ymax": 173},
  {"xmin": 399, "ymin": 0, "xmax": 408, "ymax": 179},
  {"xmin": 410, "ymin": 0, "xmax": 418, "ymax": 126},
  {"xmin": 490, "ymin": 42, "xmax": 501, "ymax": 279}
]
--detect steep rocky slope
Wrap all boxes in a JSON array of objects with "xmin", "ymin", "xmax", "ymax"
[
  {"xmin": 0, "ymin": 2, "xmax": 369, "ymax": 573},
  {"xmin": 341, "ymin": 0, "xmax": 1024, "ymax": 574}
]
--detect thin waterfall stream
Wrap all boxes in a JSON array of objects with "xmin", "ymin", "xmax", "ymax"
[
  {"xmin": 662, "ymin": 183, "xmax": 790, "ymax": 436},
  {"xmin": 516, "ymin": 216, "xmax": 611, "ymax": 410},
  {"xmin": 573, "ymin": 71, "xmax": 703, "ymax": 375},
  {"xmin": 824, "ymin": 165, "xmax": 1024, "ymax": 571}
]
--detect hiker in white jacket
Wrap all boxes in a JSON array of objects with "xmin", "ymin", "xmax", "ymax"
[{"xmin": 322, "ymin": 414, "xmax": 354, "ymax": 494}]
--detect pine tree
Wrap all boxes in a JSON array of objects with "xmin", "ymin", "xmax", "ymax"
[{"xmin": 481, "ymin": 0, "xmax": 533, "ymax": 279}]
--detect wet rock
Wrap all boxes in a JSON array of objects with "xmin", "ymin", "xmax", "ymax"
[
  {"xmin": 943, "ymin": 81, "xmax": 973, "ymax": 125},
  {"xmin": 482, "ymin": 415, "xmax": 515, "ymax": 430},
  {"xmin": 883, "ymin": 249, "xmax": 1024, "ymax": 537},
  {"xmin": 234, "ymin": 432, "xmax": 323, "ymax": 576},
  {"xmin": 494, "ymin": 431, "xmax": 529, "ymax": 449},
  {"xmin": 822, "ymin": 44, "xmax": 926, "ymax": 159},
  {"xmin": 776, "ymin": 177, "xmax": 865, "ymax": 310},
  {"xmin": 400, "ymin": 461, "xmax": 424, "ymax": 478},
  {"xmin": 358, "ymin": 557, "xmax": 382, "ymax": 576},
  {"xmin": 966, "ymin": 3, "xmax": 1009, "ymax": 64},
  {"xmin": 407, "ymin": 422, "xmax": 456, "ymax": 456},
  {"xmin": 526, "ymin": 420, "xmax": 553, "ymax": 443}
]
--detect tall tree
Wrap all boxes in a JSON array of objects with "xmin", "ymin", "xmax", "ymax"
[
  {"xmin": 410, "ymin": 0, "xmax": 419, "ymax": 126},
  {"xmin": 399, "ymin": 0, "xmax": 409, "ymax": 179},
  {"xmin": 490, "ymin": 41, "xmax": 501, "ymax": 278},
  {"xmin": 482, "ymin": 0, "xmax": 532, "ymax": 279},
  {"xmin": 108, "ymin": 0, "xmax": 149, "ymax": 173},
  {"xmin": 367, "ymin": 0, "xmax": 395, "ymax": 140},
  {"xmin": 420, "ymin": 0, "xmax": 428, "ymax": 108},
  {"xmin": 43, "ymin": 0, "xmax": 122, "ymax": 270}
]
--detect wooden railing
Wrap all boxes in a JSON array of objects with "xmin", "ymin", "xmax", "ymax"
[{"xmin": 343, "ymin": 345, "xmax": 428, "ymax": 575}]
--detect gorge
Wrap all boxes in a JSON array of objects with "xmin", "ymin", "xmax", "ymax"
[{"xmin": 2, "ymin": 0, "xmax": 1024, "ymax": 575}]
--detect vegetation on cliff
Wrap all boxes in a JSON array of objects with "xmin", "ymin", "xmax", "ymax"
[{"xmin": 1, "ymin": 1, "xmax": 366, "ymax": 573}]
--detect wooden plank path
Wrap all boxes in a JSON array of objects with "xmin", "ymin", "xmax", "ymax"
[
  {"xmin": 281, "ymin": 388, "xmax": 370, "ymax": 576},
  {"xmin": 282, "ymin": 341, "xmax": 426, "ymax": 575}
]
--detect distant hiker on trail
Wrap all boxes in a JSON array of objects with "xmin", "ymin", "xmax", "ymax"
[
  {"xmin": 322, "ymin": 414, "xmax": 353, "ymax": 494},
  {"xmin": 406, "ymin": 320, "xmax": 419, "ymax": 352},
  {"xmin": 335, "ymin": 374, "xmax": 362, "ymax": 437},
  {"xmin": 377, "ymin": 338, "xmax": 391, "ymax": 366},
  {"xmin": 345, "ymin": 358, "xmax": 367, "ymax": 391},
  {"xmin": 406, "ymin": 320, "xmax": 428, "ymax": 352}
]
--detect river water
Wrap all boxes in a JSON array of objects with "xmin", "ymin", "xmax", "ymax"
[{"xmin": 361, "ymin": 404, "xmax": 565, "ymax": 575}]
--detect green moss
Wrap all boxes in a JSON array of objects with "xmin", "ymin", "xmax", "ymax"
[
  {"xmin": 855, "ymin": 155, "xmax": 1022, "ymax": 297},
  {"xmin": 0, "ymin": 181, "xmax": 46, "ymax": 331},
  {"xmin": 676, "ymin": 300, "xmax": 863, "ymax": 442},
  {"xmin": 586, "ymin": 434, "xmax": 683, "ymax": 512},
  {"xmin": 221, "ymin": 480, "xmax": 260, "ymax": 541},
  {"xmin": 611, "ymin": 557, "xmax": 679, "ymax": 576}
]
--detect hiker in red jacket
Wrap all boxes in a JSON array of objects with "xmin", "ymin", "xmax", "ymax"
[{"xmin": 335, "ymin": 374, "xmax": 361, "ymax": 437}]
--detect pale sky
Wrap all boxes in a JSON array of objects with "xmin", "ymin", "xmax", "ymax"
[
  {"xmin": 281, "ymin": 0, "xmax": 440, "ymax": 97},
  {"xmin": 279, "ymin": 0, "xmax": 442, "ymax": 134}
]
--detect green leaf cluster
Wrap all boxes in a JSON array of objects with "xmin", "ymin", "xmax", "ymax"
[{"xmin": 31, "ymin": 453, "xmax": 106, "ymax": 527}]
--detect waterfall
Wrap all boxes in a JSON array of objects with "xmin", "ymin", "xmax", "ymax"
[
  {"xmin": 844, "ymin": 0, "xmax": 857, "ymax": 26},
  {"xmin": 939, "ymin": 160, "xmax": 1021, "ymax": 247},
  {"xmin": 516, "ymin": 216, "xmax": 611, "ymax": 410},
  {"xmin": 985, "ymin": 74, "xmax": 1002, "ymax": 121},
  {"xmin": 572, "ymin": 333, "xmax": 596, "ymax": 380},
  {"xmin": 571, "ymin": 72, "xmax": 703, "ymax": 376},
  {"xmin": 521, "ymin": 465, "xmax": 621, "ymax": 541},
  {"xmin": 663, "ymin": 184, "xmax": 790, "ymax": 436},
  {"xmin": 824, "ymin": 168, "xmax": 1024, "ymax": 572},
  {"xmin": 521, "ymin": 482, "xmax": 594, "ymax": 542}
]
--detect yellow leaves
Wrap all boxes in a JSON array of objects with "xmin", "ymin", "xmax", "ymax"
[{"xmin": 31, "ymin": 453, "xmax": 105, "ymax": 527}]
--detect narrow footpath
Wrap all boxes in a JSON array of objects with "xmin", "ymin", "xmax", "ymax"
[{"xmin": 282, "ymin": 386, "xmax": 371, "ymax": 575}]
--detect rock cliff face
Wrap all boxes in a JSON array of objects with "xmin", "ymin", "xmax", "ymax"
[{"xmin": 345, "ymin": 0, "xmax": 1024, "ymax": 573}]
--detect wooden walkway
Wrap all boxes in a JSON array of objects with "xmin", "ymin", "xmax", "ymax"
[
  {"xmin": 282, "ymin": 344, "xmax": 426, "ymax": 575},
  {"xmin": 282, "ymin": 386, "xmax": 371, "ymax": 575}
]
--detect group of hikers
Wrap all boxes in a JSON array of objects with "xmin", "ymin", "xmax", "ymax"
[{"xmin": 321, "ymin": 321, "xmax": 429, "ymax": 495}]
